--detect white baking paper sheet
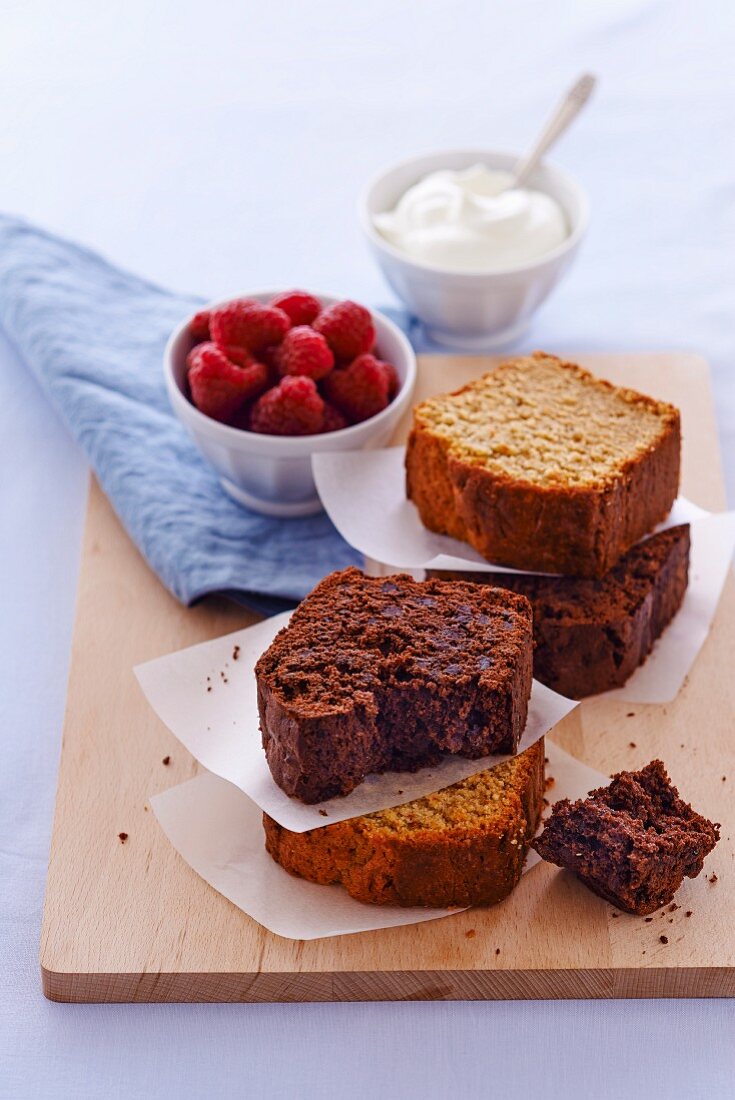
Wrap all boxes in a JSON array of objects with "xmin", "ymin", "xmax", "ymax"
[
  {"xmin": 312, "ymin": 447, "xmax": 735, "ymax": 702},
  {"xmin": 150, "ymin": 740, "xmax": 606, "ymax": 940},
  {"xmin": 312, "ymin": 446, "xmax": 713, "ymax": 574},
  {"xmin": 135, "ymin": 615, "xmax": 577, "ymax": 832}
]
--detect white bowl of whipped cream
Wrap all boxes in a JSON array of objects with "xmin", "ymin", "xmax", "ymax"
[{"xmin": 359, "ymin": 149, "xmax": 588, "ymax": 348}]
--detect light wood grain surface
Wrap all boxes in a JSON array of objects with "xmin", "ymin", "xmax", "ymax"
[{"xmin": 40, "ymin": 353, "xmax": 734, "ymax": 1002}]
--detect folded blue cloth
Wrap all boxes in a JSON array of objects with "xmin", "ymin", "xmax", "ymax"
[{"xmin": 0, "ymin": 215, "xmax": 367, "ymax": 614}]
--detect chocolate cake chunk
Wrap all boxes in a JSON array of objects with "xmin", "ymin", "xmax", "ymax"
[
  {"xmin": 533, "ymin": 760, "xmax": 719, "ymax": 915},
  {"xmin": 255, "ymin": 567, "xmax": 533, "ymax": 803},
  {"xmin": 430, "ymin": 524, "xmax": 690, "ymax": 699}
]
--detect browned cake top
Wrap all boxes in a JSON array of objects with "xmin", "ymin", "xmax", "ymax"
[
  {"xmin": 411, "ymin": 352, "xmax": 680, "ymax": 491},
  {"xmin": 496, "ymin": 525, "xmax": 690, "ymax": 624},
  {"xmin": 256, "ymin": 567, "xmax": 532, "ymax": 718}
]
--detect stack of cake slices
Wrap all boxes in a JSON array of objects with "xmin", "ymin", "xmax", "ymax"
[
  {"xmin": 254, "ymin": 353, "xmax": 718, "ymax": 915},
  {"xmin": 410, "ymin": 351, "xmax": 689, "ymax": 698},
  {"xmin": 256, "ymin": 568, "xmax": 546, "ymax": 909}
]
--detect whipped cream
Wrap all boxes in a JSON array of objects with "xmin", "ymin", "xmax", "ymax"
[{"xmin": 374, "ymin": 164, "xmax": 569, "ymax": 272}]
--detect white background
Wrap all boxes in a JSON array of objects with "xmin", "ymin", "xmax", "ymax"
[{"xmin": 2, "ymin": 1, "xmax": 734, "ymax": 1097}]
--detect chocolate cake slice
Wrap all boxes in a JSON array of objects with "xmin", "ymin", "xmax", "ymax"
[
  {"xmin": 255, "ymin": 567, "xmax": 533, "ymax": 803},
  {"xmin": 431, "ymin": 524, "xmax": 690, "ymax": 699},
  {"xmin": 533, "ymin": 760, "xmax": 719, "ymax": 915}
]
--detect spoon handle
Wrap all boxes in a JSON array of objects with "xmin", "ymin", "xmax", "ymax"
[{"xmin": 511, "ymin": 73, "xmax": 597, "ymax": 190}]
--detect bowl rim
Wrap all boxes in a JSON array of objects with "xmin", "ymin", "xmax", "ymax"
[
  {"xmin": 163, "ymin": 290, "xmax": 417, "ymax": 453},
  {"xmin": 358, "ymin": 146, "xmax": 590, "ymax": 279}
]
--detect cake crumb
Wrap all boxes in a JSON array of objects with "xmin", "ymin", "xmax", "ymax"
[
  {"xmin": 629, "ymin": 742, "xmax": 636, "ymax": 748},
  {"xmin": 397, "ymin": 789, "xmax": 404, "ymax": 795},
  {"xmin": 722, "ymin": 776, "xmax": 727, "ymax": 782},
  {"xmin": 709, "ymin": 873, "xmax": 718, "ymax": 884},
  {"xmin": 668, "ymin": 902, "xmax": 678, "ymax": 912},
  {"xmin": 465, "ymin": 929, "xmax": 476, "ymax": 939},
  {"xmin": 685, "ymin": 911, "xmax": 693, "ymax": 917},
  {"xmin": 207, "ymin": 686, "xmax": 212, "ymax": 693},
  {"xmin": 659, "ymin": 935, "xmax": 668, "ymax": 944},
  {"xmin": 318, "ymin": 809, "xmax": 328, "ymax": 817},
  {"xmin": 626, "ymin": 712, "xmax": 635, "ymax": 718},
  {"xmin": 162, "ymin": 756, "xmax": 171, "ymax": 766},
  {"xmin": 118, "ymin": 832, "xmax": 128, "ymax": 844},
  {"xmin": 232, "ymin": 645, "xmax": 241, "ymax": 661},
  {"xmin": 545, "ymin": 776, "xmax": 555, "ymax": 790},
  {"xmin": 644, "ymin": 917, "xmax": 653, "ymax": 923},
  {"xmin": 495, "ymin": 948, "xmax": 500, "ymax": 955},
  {"xmin": 611, "ymin": 912, "xmax": 619, "ymax": 918}
]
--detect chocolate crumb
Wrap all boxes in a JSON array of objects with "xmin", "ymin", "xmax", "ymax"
[
  {"xmin": 722, "ymin": 776, "xmax": 727, "ymax": 782},
  {"xmin": 495, "ymin": 948, "xmax": 500, "ymax": 955},
  {"xmin": 629, "ymin": 742, "xmax": 637, "ymax": 748},
  {"xmin": 465, "ymin": 929, "xmax": 476, "ymax": 939},
  {"xmin": 118, "ymin": 832, "xmax": 128, "ymax": 844},
  {"xmin": 626, "ymin": 712, "xmax": 635, "ymax": 718},
  {"xmin": 162, "ymin": 756, "xmax": 171, "ymax": 766},
  {"xmin": 207, "ymin": 686, "xmax": 212, "ymax": 693},
  {"xmin": 668, "ymin": 903, "xmax": 678, "ymax": 912},
  {"xmin": 318, "ymin": 809, "xmax": 328, "ymax": 817},
  {"xmin": 644, "ymin": 917, "xmax": 653, "ymax": 923},
  {"xmin": 659, "ymin": 935, "xmax": 668, "ymax": 944},
  {"xmin": 686, "ymin": 911, "xmax": 693, "ymax": 918},
  {"xmin": 709, "ymin": 873, "xmax": 718, "ymax": 884},
  {"xmin": 233, "ymin": 645, "xmax": 241, "ymax": 661}
]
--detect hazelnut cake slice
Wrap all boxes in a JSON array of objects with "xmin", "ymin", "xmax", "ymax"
[
  {"xmin": 406, "ymin": 352, "xmax": 681, "ymax": 577},
  {"xmin": 255, "ymin": 567, "xmax": 533, "ymax": 803},
  {"xmin": 264, "ymin": 739, "xmax": 545, "ymax": 908}
]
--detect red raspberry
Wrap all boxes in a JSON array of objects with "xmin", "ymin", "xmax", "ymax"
[
  {"xmin": 250, "ymin": 375, "xmax": 325, "ymax": 436},
  {"xmin": 210, "ymin": 299, "xmax": 290, "ymax": 352},
  {"xmin": 187, "ymin": 343, "xmax": 269, "ymax": 423},
  {"xmin": 322, "ymin": 354, "xmax": 389, "ymax": 423},
  {"xmin": 189, "ymin": 309, "xmax": 211, "ymax": 341},
  {"xmin": 313, "ymin": 300, "xmax": 375, "ymax": 361},
  {"xmin": 269, "ymin": 290, "xmax": 322, "ymax": 327},
  {"xmin": 276, "ymin": 326, "xmax": 334, "ymax": 380},
  {"xmin": 379, "ymin": 359, "xmax": 400, "ymax": 399},
  {"xmin": 321, "ymin": 403, "xmax": 350, "ymax": 432}
]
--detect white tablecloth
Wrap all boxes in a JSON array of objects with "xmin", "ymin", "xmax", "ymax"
[{"xmin": 1, "ymin": 2, "xmax": 734, "ymax": 1097}]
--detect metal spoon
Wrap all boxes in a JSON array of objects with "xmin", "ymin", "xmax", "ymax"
[{"xmin": 508, "ymin": 73, "xmax": 597, "ymax": 191}]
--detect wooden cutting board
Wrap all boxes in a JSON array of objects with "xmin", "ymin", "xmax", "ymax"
[{"xmin": 40, "ymin": 353, "xmax": 735, "ymax": 1002}]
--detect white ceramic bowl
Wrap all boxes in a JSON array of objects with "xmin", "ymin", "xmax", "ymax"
[
  {"xmin": 164, "ymin": 292, "xmax": 417, "ymax": 517},
  {"xmin": 359, "ymin": 148, "xmax": 589, "ymax": 349}
]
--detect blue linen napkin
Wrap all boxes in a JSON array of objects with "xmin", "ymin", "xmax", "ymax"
[{"xmin": 0, "ymin": 215, "xmax": 365, "ymax": 615}]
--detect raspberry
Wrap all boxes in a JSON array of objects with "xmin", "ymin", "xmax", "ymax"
[
  {"xmin": 313, "ymin": 300, "xmax": 375, "ymax": 361},
  {"xmin": 321, "ymin": 402, "xmax": 350, "ymax": 432},
  {"xmin": 380, "ymin": 359, "xmax": 400, "ymax": 399},
  {"xmin": 187, "ymin": 342, "xmax": 269, "ymax": 423},
  {"xmin": 189, "ymin": 309, "xmax": 211, "ymax": 341},
  {"xmin": 223, "ymin": 345, "xmax": 260, "ymax": 369},
  {"xmin": 276, "ymin": 326, "xmax": 334, "ymax": 380},
  {"xmin": 269, "ymin": 290, "xmax": 322, "ymax": 327},
  {"xmin": 210, "ymin": 299, "xmax": 290, "ymax": 352},
  {"xmin": 250, "ymin": 375, "xmax": 325, "ymax": 436},
  {"xmin": 322, "ymin": 354, "xmax": 389, "ymax": 423}
]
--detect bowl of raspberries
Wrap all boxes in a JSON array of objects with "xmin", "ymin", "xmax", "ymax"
[{"xmin": 164, "ymin": 290, "xmax": 416, "ymax": 516}]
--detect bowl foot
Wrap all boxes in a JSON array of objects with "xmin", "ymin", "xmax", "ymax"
[
  {"xmin": 220, "ymin": 478, "xmax": 324, "ymax": 518},
  {"xmin": 423, "ymin": 317, "xmax": 531, "ymax": 351}
]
